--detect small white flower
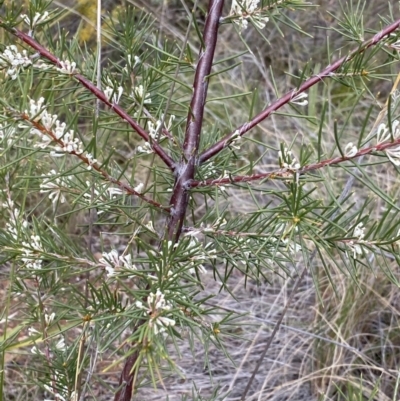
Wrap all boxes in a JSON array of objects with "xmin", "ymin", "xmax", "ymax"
[
  {"xmin": 157, "ymin": 315, "xmax": 176, "ymax": 328},
  {"xmin": 344, "ymin": 142, "xmax": 358, "ymax": 157},
  {"xmin": 137, "ymin": 141, "xmax": 153, "ymax": 154},
  {"xmin": 134, "ymin": 183, "xmax": 144, "ymax": 193},
  {"xmin": 385, "ymin": 146, "xmax": 400, "ymax": 166},
  {"xmin": 388, "ymin": 40, "xmax": 400, "ymax": 51},
  {"xmin": 31, "ymin": 346, "xmax": 44, "ymax": 355},
  {"xmin": 41, "ymin": 110, "xmax": 58, "ymax": 130},
  {"xmin": 99, "ymin": 250, "xmax": 119, "ymax": 274},
  {"xmin": 56, "ymin": 60, "xmax": 77, "ymax": 75},
  {"xmin": 40, "ymin": 170, "xmax": 67, "ymax": 204},
  {"xmin": 148, "ymin": 120, "xmax": 163, "ymax": 139},
  {"xmin": 145, "ymin": 221, "xmax": 156, "ymax": 233},
  {"xmin": 107, "ymin": 187, "xmax": 124, "ymax": 197},
  {"xmin": 85, "ymin": 153, "xmax": 97, "ymax": 170},
  {"xmin": 137, "ymin": 289, "xmax": 176, "ymax": 334},
  {"xmin": 290, "ymin": 92, "xmax": 308, "ymax": 106},
  {"xmin": 229, "ymin": 0, "xmax": 268, "ymax": 31},
  {"xmin": 104, "ymin": 85, "xmax": 123, "ymax": 104},
  {"xmin": 21, "ymin": 11, "xmax": 49, "ymax": 28},
  {"xmin": 376, "ymin": 123, "xmax": 390, "ymax": 144},
  {"xmin": 119, "ymin": 254, "xmax": 136, "ymax": 271},
  {"xmin": 354, "ymin": 223, "xmax": 365, "ymax": 240},
  {"xmin": 53, "ymin": 120, "xmax": 66, "ymax": 139},
  {"xmin": 348, "ymin": 222, "xmax": 368, "ymax": 259},
  {"xmin": 25, "ymin": 97, "xmax": 46, "ymax": 121},
  {"xmin": 132, "ymin": 85, "xmax": 151, "ymax": 104},
  {"xmin": 376, "ymin": 120, "xmax": 400, "ymax": 144},
  {"xmin": 376, "ymin": 121, "xmax": 400, "ymax": 165},
  {"xmin": 126, "ymin": 54, "xmax": 141, "ymax": 69},
  {"xmin": 28, "ymin": 327, "xmax": 40, "ymax": 336},
  {"xmin": 55, "ymin": 337, "xmax": 66, "ymax": 351},
  {"xmin": 225, "ymin": 129, "xmax": 241, "ymax": 149},
  {"xmin": 278, "ymin": 147, "xmax": 301, "ymax": 170},
  {"xmin": 51, "ymin": 129, "xmax": 84, "ymax": 155},
  {"xmin": 0, "ymin": 45, "xmax": 32, "ymax": 79},
  {"xmin": 166, "ymin": 114, "xmax": 176, "ymax": 130},
  {"xmin": 45, "ymin": 312, "xmax": 55, "ymax": 326}
]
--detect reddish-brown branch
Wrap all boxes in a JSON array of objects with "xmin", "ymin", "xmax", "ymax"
[
  {"xmin": 24, "ymin": 116, "xmax": 170, "ymax": 211},
  {"xmin": 113, "ymin": 350, "xmax": 140, "ymax": 401},
  {"xmin": 166, "ymin": 0, "xmax": 225, "ymax": 241},
  {"xmin": 198, "ymin": 18, "xmax": 400, "ymax": 164},
  {"xmin": 1, "ymin": 21, "xmax": 176, "ymax": 171},
  {"xmin": 191, "ymin": 138, "xmax": 400, "ymax": 188}
]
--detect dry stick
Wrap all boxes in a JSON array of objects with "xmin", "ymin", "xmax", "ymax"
[
  {"xmin": 199, "ymin": 18, "xmax": 400, "ymax": 164},
  {"xmin": 166, "ymin": 0, "xmax": 225, "ymax": 241},
  {"xmin": 0, "ymin": 20, "xmax": 176, "ymax": 171}
]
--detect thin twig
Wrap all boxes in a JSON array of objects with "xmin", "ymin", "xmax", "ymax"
[
  {"xmin": 191, "ymin": 136, "xmax": 400, "ymax": 188},
  {"xmin": 18, "ymin": 115, "xmax": 170, "ymax": 211},
  {"xmin": 199, "ymin": 18, "xmax": 400, "ymax": 164}
]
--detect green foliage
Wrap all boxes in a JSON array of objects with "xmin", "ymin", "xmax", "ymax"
[{"xmin": 1, "ymin": 1, "xmax": 400, "ymax": 401}]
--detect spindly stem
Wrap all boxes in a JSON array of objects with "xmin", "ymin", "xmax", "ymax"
[{"xmin": 199, "ymin": 18, "xmax": 400, "ymax": 164}]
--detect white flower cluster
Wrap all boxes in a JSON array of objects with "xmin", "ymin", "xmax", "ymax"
[
  {"xmin": 104, "ymin": 85, "xmax": 123, "ymax": 104},
  {"xmin": 182, "ymin": 237, "xmax": 215, "ymax": 275},
  {"xmin": 0, "ymin": 45, "xmax": 32, "ymax": 80},
  {"xmin": 344, "ymin": 142, "xmax": 358, "ymax": 157},
  {"xmin": 201, "ymin": 161, "xmax": 218, "ymax": 179},
  {"xmin": 225, "ymin": 130, "xmax": 242, "ymax": 150},
  {"xmin": 23, "ymin": 98, "xmax": 98, "ymax": 167},
  {"xmin": 40, "ymin": 170, "xmax": 67, "ymax": 204},
  {"xmin": 137, "ymin": 114, "xmax": 176, "ymax": 153},
  {"xmin": 2, "ymin": 199, "xmax": 44, "ymax": 270},
  {"xmin": 82, "ymin": 181, "xmax": 124, "ymax": 215},
  {"xmin": 147, "ymin": 114, "xmax": 175, "ymax": 140},
  {"xmin": 126, "ymin": 54, "xmax": 141, "ymax": 69},
  {"xmin": 348, "ymin": 222, "xmax": 368, "ymax": 259},
  {"xmin": 21, "ymin": 11, "xmax": 49, "ymax": 28},
  {"xmin": 51, "ymin": 129, "xmax": 84, "ymax": 155},
  {"xmin": 230, "ymin": 0, "xmax": 269, "ymax": 31},
  {"xmin": 56, "ymin": 60, "xmax": 77, "ymax": 75},
  {"xmin": 98, "ymin": 249, "xmax": 136, "ymax": 277},
  {"xmin": 21, "ymin": 233, "xmax": 44, "ymax": 270},
  {"xmin": 278, "ymin": 147, "xmax": 301, "ymax": 170},
  {"xmin": 290, "ymin": 92, "xmax": 308, "ymax": 106},
  {"xmin": 137, "ymin": 141, "xmax": 153, "ymax": 154},
  {"xmin": 376, "ymin": 120, "xmax": 400, "ymax": 166},
  {"xmin": 136, "ymin": 289, "xmax": 176, "ymax": 335},
  {"xmin": 134, "ymin": 182, "xmax": 144, "ymax": 193},
  {"xmin": 132, "ymin": 84, "xmax": 151, "ymax": 104}
]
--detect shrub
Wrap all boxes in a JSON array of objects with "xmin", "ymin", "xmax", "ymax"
[{"xmin": 1, "ymin": 1, "xmax": 400, "ymax": 400}]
